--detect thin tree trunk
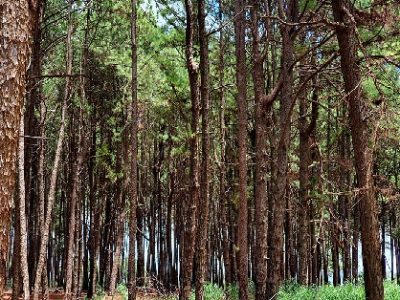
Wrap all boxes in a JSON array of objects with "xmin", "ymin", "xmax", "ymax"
[
  {"xmin": 109, "ymin": 184, "xmax": 125, "ymax": 295},
  {"xmin": 65, "ymin": 112, "xmax": 85, "ymax": 299},
  {"xmin": 128, "ymin": 0, "xmax": 138, "ymax": 298},
  {"xmin": 33, "ymin": 0, "xmax": 73, "ymax": 298},
  {"xmin": 234, "ymin": 0, "xmax": 248, "ymax": 299}
]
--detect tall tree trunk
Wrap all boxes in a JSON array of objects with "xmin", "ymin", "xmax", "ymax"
[
  {"xmin": 297, "ymin": 68, "xmax": 310, "ymax": 286},
  {"xmin": 128, "ymin": 0, "xmax": 138, "ymax": 298},
  {"xmin": 195, "ymin": 0, "xmax": 210, "ymax": 297},
  {"xmin": 32, "ymin": 0, "xmax": 73, "ymax": 298},
  {"xmin": 332, "ymin": 1, "xmax": 384, "ymax": 299},
  {"xmin": 24, "ymin": 0, "xmax": 44, "ymax": 285},
  {"xmin": 180, "ymin": 0, "xmax": 200, "ymax": 299},
  {"xmin": 216, "ymin": 0, "xmax": 230, "ymax": 287},
  {"xmin": 109, "ymin": 147, "xmax": 125, "ymax": 296},
  {"xmin": 0, "ymin": 1, "xmax": 31, "ymax": 295},
  {"xmin": 339, "ymin": 128, "xmax": 351, "ymax": 283},
  {"xmin": 87, "ymin": 75, "xmax": 98, "ymax": 300},
  {"xmin": 266, "ymin": 0, "xmax": 296, "ymax": 297},
  {"xmin": 65, "ymin": 111, "xmax": 85, "ymax": 299},
  {"xmin": 234, "ymin": 0, "xmax": 248, "ymax": 299},
  {"xmin": 250, "ymin": 1, "xmax": 267, "ymax": 298}
]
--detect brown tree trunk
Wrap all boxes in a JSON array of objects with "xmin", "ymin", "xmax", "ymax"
[
  {"xmin": 87, "ymin": 75, "xmax": 98, "ymax": 300},
  {"xmin": 352, "ymin": 201, "xmax": 359, "ymax": 283},
  {"xmin": 12, "ymin": 195, "xmax": 22, "ymax": 300},
  {"xmin": 109, "ymin": 148, "xmax": 125, "ymax": 296},
  {"xmin": 250, "ymin": 2, "xmax": 267, "ymax": 298},
  {"xmin": 266, "ymin": 0, "xmax": 296, "ymax": 297},
  {"xmin": 25, "ymin": 0, "xmax": 44, "ymax": 286},
  {"xmin": 128, "ymin": 0, "xmax": 138, "ymax": 298},
  {"xmin": 0, "ymin": 1, "xmax": 31, "ymax": 295},
  {"xmin": 234, "ymin": 0, "xmax": 248, "ymax": 299},
  {"xmin": 297, "ymin": 67, "xmax": 311, "ymax": 286},
  {"xmin": 65, "ymin": 111, "xmax": 85, "ymax": 299},
  {"xmin": 216, "ymin": 0, "xmax": 230, "ymax": 287},
  {"xmin": 332, "ymin": 1, "xmax": 384, "ymax": 299},
  {"xmin": 33, "ymin": 1, "xmax": 73, "ymax": 298},
  {"xmin": 180, "ymin": 0, "xmax": 200, "ymax": 299},
  {"xmin": 195, "ymin": 0, "xmax": 210, "ymax": 297},
  {"xmin": 339, "ymin": 128, "xmax": 351, "ymax": 283}
]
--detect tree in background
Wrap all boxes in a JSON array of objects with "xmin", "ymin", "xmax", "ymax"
[{"xmin": 0, "ymin": 0, "xmax": 399, "ymax": 299}]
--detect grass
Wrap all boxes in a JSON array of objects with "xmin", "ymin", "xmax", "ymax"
[
  {"xmin": 278, "ymin": 281, "xmax": 400, "ymax": 300},
  {"xmin": 90, "ymin": 281, "xmax": 400, "ymax": 299}
]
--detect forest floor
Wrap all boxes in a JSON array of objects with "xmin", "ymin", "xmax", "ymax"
[
  {"xmin": 4, "ymin": 281, "xmax": 400, "ymax": 299},
  {"xmin": 1, "ymin": 290, "xmax": 168, "ymax": 300}
]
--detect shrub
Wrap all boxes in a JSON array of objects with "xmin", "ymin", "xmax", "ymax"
[
  {"xmin": 190, "ymin": 283, "xmax": 226, "ymax": 300},
  {"xmin": 278, "ymin": 281, "xmax": 400, "ymax": 300}
]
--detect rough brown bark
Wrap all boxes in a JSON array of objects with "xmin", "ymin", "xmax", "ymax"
[
  {"xmin": 216, "ymin": 0, "xmax": 230, "ymax": 286},
  {"xmin": 234, "ymin": 0, "xmax": 248, "ymax": 299},
  {"xmin": 180, "ymin": 0, "xmax": 200, "ymax": 299},
  {"xmin": 339, "ymin": 127, "xmax": 351, "ymax": 283},
  {"xmin": 0, "ymin": 1, "xmax": 31, "ymax": 295},
  {"xmin": 25, "ymin": 0, "xmax": 44, "ymax": 285},
  {"xmin": 195, "ymin": 0, "xmax": 211, "ymax": 297},
  {"xmin": 266, "ymin": 0, "xmax": 296, "ymax": 297},
  {"xmin": 128, "ymin": 0, "xmax": 138, "ymax": 298},
  {"xmin": 332, "ymin": 1, "xmax": 384, "ymax": 299},
  {"xmin": 297, "ymin": 65, "xmax": 311, "ymax": 286},
  {"xmin": 250, "ymin": 2, "xmax": 267, "ymax": 298},
  {"xmin": 18, "ymin": 109, "xmax": 30, "ymax": 300}
]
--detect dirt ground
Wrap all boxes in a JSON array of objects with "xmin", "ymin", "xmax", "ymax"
[{"xmin": 2, "ymin": 290, "xmax": 174, "ymax": 300}]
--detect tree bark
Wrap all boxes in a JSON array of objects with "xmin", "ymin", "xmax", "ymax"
[
  {"xmin": 180, "ymin": 0, "xmax": 200, "ymax": 299},
  {"xmin": 332, "ymin": 1, "xmax": 384, "ymax": 299},
  {"xmin": 234, "ymin": 0, "xmax": 248, "ymax": 299},
  {"xmin": 18, "ymin": 108, "xmax": 30, "ymax": 300},
  {"xmin": 266, "ymin": 0, "xmax": 296, "ymax": 297},
  {"xmin": 0, "ymin": 1, "xmax": 31, "ymax": 295},
  {"xmin": 128, "ymin": 0, "xmax": 138, "ymax": 298},
  {"xmin": 250, "ymin": 1, "xmax": 267, "ymax": 298},
  {"xmin": 195, "ymin": 0, "xmax": 211, "ymax": 298}
]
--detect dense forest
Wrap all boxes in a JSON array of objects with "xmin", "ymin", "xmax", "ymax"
[{"xmin": 1, "ymin": 0, "xmax": 400, "ymax": 299}]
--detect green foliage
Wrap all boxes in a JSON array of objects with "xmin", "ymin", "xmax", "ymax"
[
  {"xmin": 116, "ymin": 283, "xmax": 129, "ymax": 299},
  {"xmin": 278, "ymin": 281, "xmax": 400, "ymax": 300},
  {"xmin": 190, "ymin": 283, "xmax": 226, "ymax": 300}
]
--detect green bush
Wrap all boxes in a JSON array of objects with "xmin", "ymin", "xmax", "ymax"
[
  {"xmin": 116, "ymin": 283, "xmax": 128, "ymax": 299},
  {"xmin": 278, "ymin": 281, "xmax": 400, "ymax": 300},
  {"xmin": 190, "ymin": 283, "xmax": 226, "ymax": 300}
]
